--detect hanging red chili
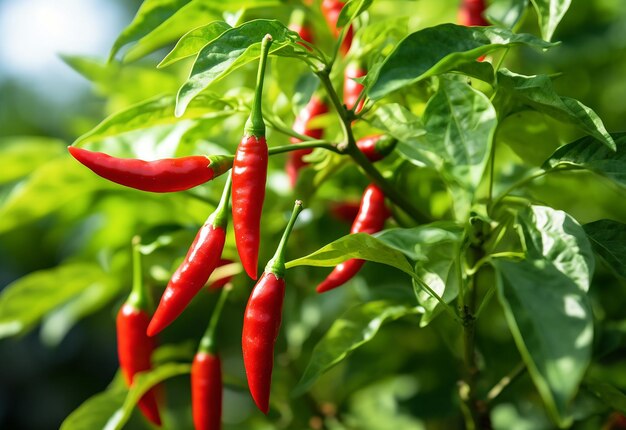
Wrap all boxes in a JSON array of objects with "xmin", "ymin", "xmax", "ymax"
[
  {"xmin": 232, "ymin": 34, "xmax": 273, "ymax": 280},
  {"xmin": 356, "ymin": 135, "xmax": 397, "ymax": 162},
  {"xmin": 288, "ymin": 8, "xmax": 314, "ymax": 47},
  {"xmin": 344, "ymin": 61, "xmax": 366, "ymax": 113},
  {"xmin": 286, "ymin": 95, "xmax": 329, "ymax": 187},
  {"xmin": 317, "ymin": 184, "xmax": 390, "ymax": 293},
  {"xmin": 147, "ymin": 173, "xmax": 232, "ymax": 337},
  {"xmin": 242, "ymin": 201, "xmax": 303, "ymax": 414},
  {"xmin": 68, "ymin": 146, "xmax": 233, "ymax": 193},
  {"xmin": 458, "ymin": 0, "xmax": 489, "ymax": 26},
  {"xmin": 117, "ymin": 237, "xmax": 162, "ymax": 426},
  {"xmin": 321, "ymin": 0, "xmax": 353, "ymax": 55},
  {"xmin": 192, "ymin": 285, "xmax": 231, "ymax": 430}
]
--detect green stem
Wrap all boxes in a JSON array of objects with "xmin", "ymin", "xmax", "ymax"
[
  {"xmin": 244, "ymin": 34, "xmax": 273, "ymax": 137},
  {"xmin": 265, "ymin": 115, "xmax": 316, "ymax": 141},
  {"xmin": 316, "ymin": 70, "xmax": 430, "ymax": 224},
  {"xmin": 198, "ymin": 284, "xmax": 233, "ymax": 354},
  {"xmin": 269, "ymin": 140, "xmax": 340, "ymax": 155},
  {"xmin": 207, "ymin": 172, "xmax": 232, "ymax": 228},
  {"xmin": 412, "ymin": 275, "xmax": 460, "ymax": 323},
  {"xmin": 486, "ymin": 362, "xmax": 526, "ymax": 403},
  {"xmin": 266, "ymin": 200, "xmax": 303, "ymax": 278},
  {"xmin": 128, "ymin": 236, "xmax": 152, "ymax": 311},
  {"xmin": 489, "ymin": 169, "xmax": 549, "ymax": 211}
]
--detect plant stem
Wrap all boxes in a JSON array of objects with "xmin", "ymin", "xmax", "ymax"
[
  {"xmin": 269, "ymin": 140, "xmax": 340, "ymax": 155},
  {"xmin": 486, "ymin": 362, "xmax": 526, "ymax": 403},
  {"xmin": 315, "ymin": 69, "xmax": 431, "ymax": 224}
]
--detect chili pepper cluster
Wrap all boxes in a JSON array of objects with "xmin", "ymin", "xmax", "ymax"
[{"xmin": 67, "ymin": 1, "xmax": 489, "ymax": 427}]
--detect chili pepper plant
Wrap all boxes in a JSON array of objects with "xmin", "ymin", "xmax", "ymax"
[{"xmin": 1, "ymin": 1, "xmax": 626, "ymax": 429}]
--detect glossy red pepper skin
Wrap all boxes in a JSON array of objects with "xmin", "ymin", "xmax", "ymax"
[
  {"xmin": 321, "ymin": 0, "xmax": 353, "ymax": 55},
  {"xmin": 287, "ymin": 96, "xmax": 329, "ymax": 186},
  {"xmin": 147, "ymin": 224, "xmax": 227, "ymax": 336},
  {"xmin": 232, "ymin": 135, "xmax": 268, "ymax": 279},
  {"xmin": 458, "ymin": 0, "xmax": 489, "ymax": 26},
  {"xmin": 329, "ymin": 201, "xmax": 361, "ymax": 223},
  {"xmin": 356, "ymin": 135, "xmax": 397, "ymax": 162},
  {"xmin": 191, "ymin": 352, "xmax": 222, "ymax": 430},
  {"xmin": 344, "ymin": 62, "xmax": 366, "ymax": 113},
  {"xmin": 317, "ymin": 184, "xmax": 390, "ymax": 293},
  {"xmin": 68, "ymin": 146, "xmax": 232, "ymax": 193},
  {"xmin": 117, "ymin": 304, "xmax": 162, "ymax": 426},
  {"xmin": 242, "ymin": 272, "xmax": 286, "ymax": 414}
]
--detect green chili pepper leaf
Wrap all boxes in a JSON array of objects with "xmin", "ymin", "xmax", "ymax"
[
  {"xmin": 519, "ymin": 205, "xmax": 595, "ymax": 292},
  {"xmin": 0, "ymin": 263, "xmax": 117, "ymax": 339},
  {"xmin": 583, "ymin": 380, "xmax": 626, "ymax": 414},
  {"xmin": 293, "ymin": 301, "xmax": 421, "ymax": 396},
  {"xmin": 543, "ymin": 132, "xmax": 626, "ymax": 187},
  {"xmin": 366, "ymin": 103, "xmax": 426, "ymax": 144},
  {"xmin": 73, "ymin": 94, "xmax": 237, "ymax": 146},
  {"xmin": 175, "ymin": 19, "xmax": 305, "ymax": 117},
  {"xmin": 530, "ymin": 0, "xmax": 572, "ymax": 42},
  {"xmin": 337, "ymin": 0, "xmax": 375, "ymax": 28},
  {"xmin": 286, "ymin": 232, "xmax": 414, "ymax": 276},
  {"xmin": 583, "ymin": 219, "xmax": 626, "ymax": 280},
  {"xmin": 495, "ymin": 70, "xmax": 615, "ymax": 150},
  {"xmin": 374, "ymin": 222, "xmax": 463, "ymax": 261},
  {"xmin": 0, "ymin": 137, "xmax": 66, "ymax": 185},
  {"xmin": 367, "ymin": 24, "xmax": 556, "ymax": 100},
  {"xmin": 158, "ymin": 21, "xmax": 232, "ymax": 68},
  {"xmin": 485, "ymin": 0, "xmax": 528, "ymax": 29},
  {"xmin": 495, "ymin": 258, "xmax": 593, "ymax": 427},
  {"xmin": 59, "ymin": 388, "xmax": 127, "ymax": 430}
]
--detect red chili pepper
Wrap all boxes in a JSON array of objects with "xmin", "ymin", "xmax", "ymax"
[
  {"xmin": 232, "ymin": 34, "xmax": 273, "ymax": 280},
  {"xmin": 321, "ymin": 0, "xmax": 353, "ymax": 55},
  {"xmin": 458, "ymin": 0, "xmax": 489, "ymax": 26},
  {"xmin": 191, "ymin": 285, "xmax": 231, "ymax": 430},
  {"xmin": 356, "ymin": 135, "xmax": 397, "ymax": 162},
  {"xmin": 68, "ymin": 146, "xmax": 233, "ymax": 193},
  {"xmin": 243, "ymin": 201, "xmax": 303, "ymax": 414},
  {"xmin": 287, "ymin": 95, "xmax": 329, "ymax": 187},
  {"xmin": 288, "ymin": 8, "xmax": 314, "ymax": 47},
  {"xmin": 317, "ymin": 184, "xmax": 390, "ymax": 293},
  {"xmin": 117, "ymin": 237, "xmax": 162, "ymax": 426},
  {"xmin": 344, "ymin": 61, "xmax": 366, "ymax": 113},
  {"xmin": 147, "ymin": 174, "xmax": 232, "ymax": 336}
]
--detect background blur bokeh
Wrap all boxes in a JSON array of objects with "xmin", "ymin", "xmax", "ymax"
[{"xmin": 1, "ymin": 0, "xmax": 626, "ymax": 429}]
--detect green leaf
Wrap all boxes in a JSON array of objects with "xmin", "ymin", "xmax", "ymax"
[
  {"xmin": 0, "ymin": 263, "xmax": 115, "ymax": 339},
  {"xmin": 583, "ymin": 219, "xmax": 626, "ymax": 279},
  {"xmin": 497, "ymin": 70, "xmax": 614, "ymax": 150},
  {"xmin": 367, "ymin": 24, "xmax": 555, "ymax": 100},
  {"xmin": 584, "ymin": 381, "xmax": 626, "ymax": 414},
  {"xmin": 337, "ymin": 0, "xmax": 374, "ymax": 28},
  {"xmin": 60, "ymin": 363, "xmax": 190, "ymax": 430},
  {"xmin": 486, "ymin": 0, "xmax": 528, "ymax": 29},
  {"xmin": 109, "ymin": 0, "xmax": 192, "ymax": 61},
  {"xmin": 495, "ymin": 259, "xmax": 593, "ymax": 427},
  {"xmin": 286, "ymin": 232, "xmax": 414, "ymax": 276},
  {"xmin": 158, "ymin": 21, "xmax": 232, "ymax": 68},
  {"xmin": 73, "ymin": 94, "xmax": 237, "ymax": 146},
  {"xmin": 366, "ymin": 103, "xmax": 425, "ymax": 144},
  {"xmin": 543, "ymin": 132, "xmax": 626, "ymax": 188},
  {"xmin": 404, "ymin": 78, "xmax": 497, "ymax": 192},
  {"xmin": 175, "ymin": 19, "xmax": 301, "ymax": 117},
  {"xmin": 293, "ymin": 301, "xmax": 421, "ymax": 396},
  {"xmin": 518, "ymin": 205, "xmax": 595, "ymax": 292},
  {"xmin": 374, "ymin": 222, "xmax": 463, "ymax": 261},
  {"xmin": 530, "ymin": 0, "xmax": 572, "ymax": 41},
  {"xmin": 0, "ymin": 137, "xmax": 66, "ymax": 185}
]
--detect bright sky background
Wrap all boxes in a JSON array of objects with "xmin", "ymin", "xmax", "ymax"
[{"xmin": 0, "ymin": 0, "xmax": 126, "ymax": 101}]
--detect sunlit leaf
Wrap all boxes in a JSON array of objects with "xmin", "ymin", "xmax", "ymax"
[
  {"xmin": 367, "ymin": 104, "xmax": 425, "ymax": 144},
  {"xmin": 0, "ymin": 137, "xmax": 66, "ymax": 185},
  {"xmin": 367, "ymin": 24, "xmax": 556, "ymax": 100},
  {"xmin": 544, "ymin": 132, "xmax": 626, "ymax": 188},
  {"xmin": 0, "ymin": 263, "xmax": 115, "ymax": 339},
  {"xmin": 375, "ymin": 222, "xmax": 463, "ymax": 261},
  {"xmin": 530, "ymin": 0, "xmax": 572, "ymax": 41},
  {"xmin": 337, "ymin": 0, "xmax": 374, "ymax": 28},
  {"xmin": 158, "ymin": 21, "xmax": 232, "ymax": 68},
  {"xmin": 486, "ymin": 0, "xmax": 527, "ymax": 29},
  {"xmin": 293, "ymin": 301, "xmax": 421, "ymax": 395},
  {"xmin": 583, "ymin": 219, "xmax": 626, "ymax": 279}
]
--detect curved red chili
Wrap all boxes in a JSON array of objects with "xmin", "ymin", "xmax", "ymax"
[
  {"xmin": 317, "ymin": 184, "xmax": 390, "ymax": 293},
  {"xmin": 232, "ymin": 34, "xmax": 273, "ymax": 280},
  {"xmin": 287, "ymin": 95, "xmax": 329, "ymax": 186},
  {"xmin": 344, "ymin": 61, "xmax": 366, "ymax": 113},
  {"xmin": 147, "ymin": 174, "xmax": 232, "ymax": 337},
  {"xmin": 243, "ymin": 201, "xmax": 303, "ymax": 414},
  {"xmin": 321, "ymin": 0, "xmax": 353, "ymax": 55},
  {"xmin": 117, "ymin": 237, "xmax": 161, "ymax": 426},
  {"xmin": 356, "ymin": 135, "xmax": 397, "ymax": 162},
  {"xmin": 68, "ymin": 146, "xmax": 233, "ymax": 193}
]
